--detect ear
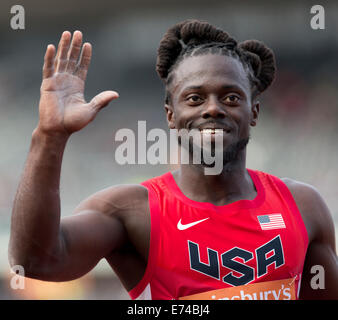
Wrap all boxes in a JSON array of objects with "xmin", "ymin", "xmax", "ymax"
[
  {"xmin": 164, "ymin": 104, "xmax": 176, "ymax": 129},
  {"xmin": 250, "ymin": 101, "xmax": 260, "ymax": 127}
]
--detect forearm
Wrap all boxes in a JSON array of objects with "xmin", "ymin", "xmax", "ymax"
[{"xmin": 9, "ymin": 128, "xmax": 69, "ymax": 270}]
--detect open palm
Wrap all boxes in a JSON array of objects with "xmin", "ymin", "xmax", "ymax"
[{"xmin": 38, "ymin": 31, "xmax": 119, "ymax": 136}]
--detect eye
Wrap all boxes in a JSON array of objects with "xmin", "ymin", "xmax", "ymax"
[
  {"xmin": 224, "ymin": 95, "xmax": 240, "ymax": 104},
  {"xmin": 186, "ymin": 95, "xmax": 203, "ymax": 105}
]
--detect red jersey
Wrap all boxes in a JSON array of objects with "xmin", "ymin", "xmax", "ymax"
[{"xmin": 128, "ymin": 169, "xmax": 308, "ymax": 300}]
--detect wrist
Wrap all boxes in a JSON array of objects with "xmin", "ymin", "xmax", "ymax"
[{"xmin": 32, "ymin": 127, "xmax": 70, "ymax": 147}]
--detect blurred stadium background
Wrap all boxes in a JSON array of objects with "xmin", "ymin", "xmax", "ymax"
[{"xmin": 0, "ymin": 0, "xmax": 337, "ymax": 299}]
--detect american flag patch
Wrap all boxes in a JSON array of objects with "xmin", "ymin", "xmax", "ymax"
[{"xmin": 257, "ymin": 214, "xmax": 286, "ymax": 230}]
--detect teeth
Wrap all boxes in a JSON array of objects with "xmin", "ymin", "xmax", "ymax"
[
  {"xmin": 201, "ymin": 129, "xmax": 215, "ymax": 133},
  {"xmin": 200, "ymin": 129, "xmax": 224, "ymax": 134}
]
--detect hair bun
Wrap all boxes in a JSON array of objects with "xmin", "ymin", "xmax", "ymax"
[
  {"xmin": 156, "ymin": 19, "xmax": 237, "ymax": 80},
  {"xmin": 180, "ymin": 20, "xmax": 237, "ymax": 48},
  {"xmin": 156, "ymin": 23, "xmax": 183, "ymax": 79},
  {"xmin": 238, "ymin": 40, "xmax": 276, "ymax": 92}
]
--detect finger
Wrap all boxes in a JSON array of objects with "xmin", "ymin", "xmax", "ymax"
[
  {"xmin": 66, "ymin": 30, "xmax": 83, "ymax": 73},
  {"xmin": 89, "ymin": 91, "xmax": 119, "ymax": 111},
  {"xmin": 55, "ymin": 31, "xmax": 71, "ymax": 73},
  {"xmin": 74, "ymin": 42, "xmax": 92, "ymax": 81},
  {"xmin": 54, "ymin": 31, "xmax": 69, "ymax": 70},
  {"xmin": 53, "ymin": 40, "xmax": 61, "ymax": 71},
  {"xmin": 42, "ymin": 44, "xmax": 56, "ymax": 79}
]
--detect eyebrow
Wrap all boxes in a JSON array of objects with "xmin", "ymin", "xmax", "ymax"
[
  {"xmin": 180, "ymin": 84, "xmax": 246, "ymax": 94},
  {"xmin": 221, "ymin": 84, "xmax": 245, "ymax": 92},
  {"xmin": 180, "ymin": 85, "xmax": 202, "ymax": 92}
]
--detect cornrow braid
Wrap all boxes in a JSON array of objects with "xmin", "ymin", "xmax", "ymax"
[{"xmin": 156, "ymin": 19, "xmax": 276, "ymax": 102}]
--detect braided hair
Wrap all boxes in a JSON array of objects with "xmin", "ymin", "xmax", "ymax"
[{"xmin": 156, "ymin": 20, "xmax": 276, "ymax": 103}]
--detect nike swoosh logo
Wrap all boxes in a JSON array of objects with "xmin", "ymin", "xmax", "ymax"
[{"xmin": 177, "ymin": 217, "xmax": 209, "ymax": 230}]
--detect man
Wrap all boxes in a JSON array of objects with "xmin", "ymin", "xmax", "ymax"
[{"xmin": 9, "ymin": 20, "xmax": 338, "ymax": 300}]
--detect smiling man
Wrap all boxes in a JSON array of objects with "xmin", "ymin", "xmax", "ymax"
[{"xmin": 9, "ymin": 20, "xmax": 338, "ymax": 300}]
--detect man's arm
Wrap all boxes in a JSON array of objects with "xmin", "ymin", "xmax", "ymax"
[
  {"xmin": 8, "ymin": 30, "xmax": 129, "ymax": 282},
  {"xmin": 285, "ymin": 179, "xmax": 338, "ymax": 299}
]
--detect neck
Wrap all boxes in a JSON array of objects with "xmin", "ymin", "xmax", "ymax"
[{"xmin": 173, "ymin": 149, "xmax": 256, "ymax": 206}]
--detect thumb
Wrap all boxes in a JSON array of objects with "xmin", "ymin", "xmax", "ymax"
[{"xmin": 89, "ymin": 90, "xmax": 119, "ymax": 110}]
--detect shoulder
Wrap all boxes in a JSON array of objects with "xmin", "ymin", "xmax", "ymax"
[
  {"xmin": 74, "ymin": 184, "xmax": 149, "ymax": 218},
  {"xmin": 281, "ymin": 177, "xmax": 335, "ymax": 246},
  {"xmin": 281, "ymin": 177, "xmax": 328, "ymax": 218},
  {"xmin": 73, "ymin": 184, "xmax": 151, "ymax": 251},
  {"xmin": 281, "ymin": 177, "xmax": 323, "ymax": 208}
]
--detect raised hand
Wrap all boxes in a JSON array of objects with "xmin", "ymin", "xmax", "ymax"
[{"xmin": 37, "ymin": 31, "xmax": 119, "ymax": 136}]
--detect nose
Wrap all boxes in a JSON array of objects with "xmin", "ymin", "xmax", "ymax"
[{"xmin": 201, "ymin": 97, "xmax": 226, "ymax": 119}]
